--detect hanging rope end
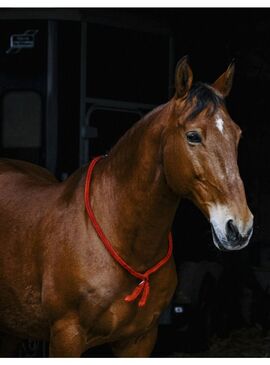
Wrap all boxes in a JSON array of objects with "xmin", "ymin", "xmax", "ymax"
[
  {"xmin": 138, "ymin": 300, "xmax": 147, "ymax": 307},
  {"xmin": 124, "ymin": 294, "xmax": 135, "ymax": 303},
  {"xmin": 124, "ymin": 281, "xmax": 145, "ymax": 303},
  {"xmin": 124, "ymin": 279, "xmax": 150, "ymax": 307}
]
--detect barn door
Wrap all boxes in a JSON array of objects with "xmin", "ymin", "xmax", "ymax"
[
  {"xmin": 0, "ymin": 19, "xmax": 47, "ymax": 168},
  {"xmin": 79, "ymin": 21, "xmax": 173, "ymax": 166}
]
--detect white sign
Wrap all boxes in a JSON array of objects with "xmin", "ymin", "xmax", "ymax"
[{"xmin": 11, "ymin": 34, "xmax": 35, "ymax": 49}]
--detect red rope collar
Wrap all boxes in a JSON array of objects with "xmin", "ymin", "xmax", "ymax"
[{"xmin": 84, "ymin": 156, "xmax": 173, "ymax": 307}]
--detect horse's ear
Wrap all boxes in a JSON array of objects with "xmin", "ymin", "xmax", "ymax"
[
  {"xmin": 175, "ymin": 55, "xmax": 193, "ymax": 99},
  {"xmin": 212, "ymin": 61, "xmax": 235, "ymax": 97}
]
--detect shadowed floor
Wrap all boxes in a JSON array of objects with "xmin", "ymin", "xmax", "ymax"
[{"xmin": 173, "ymin": 326, "xmax": 270, "ymax": 357}]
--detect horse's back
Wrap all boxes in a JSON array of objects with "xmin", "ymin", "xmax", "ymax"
[
  {"xmin": 0, "ymin": 159, "xmax": 60, "ymax": 340},
  {"xmin": 0, "ymin": 158, "xmax": 59, "ymax": 184},
  {"xmin": 0, "ymin": 159, "xmax": 60, "ymax": 225}
]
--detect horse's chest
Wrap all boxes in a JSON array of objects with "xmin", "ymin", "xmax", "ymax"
[
  {"xmin": 85, "ymin": 299, "xmax": 161, "ymax": 347},
  {"xmin": 84, "ymin": 270, "xmax": 176, "ymax": 347}
]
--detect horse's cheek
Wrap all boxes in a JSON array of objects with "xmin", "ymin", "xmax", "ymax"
[{"xmin": 164, "ymin": 142, "xmax": 193, "ymax": 196}]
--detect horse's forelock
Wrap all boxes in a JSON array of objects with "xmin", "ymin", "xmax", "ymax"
[{"xmin": 185, "ymin": 82, "xmax": 224, "ymax": 120}]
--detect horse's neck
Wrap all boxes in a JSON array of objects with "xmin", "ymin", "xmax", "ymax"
[{"xmin": 91, "ymin": 103, "xmax": 179, "ymax": 270}]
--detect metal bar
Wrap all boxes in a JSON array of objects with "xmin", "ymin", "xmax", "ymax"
[
  {"xmin": 82, "ymin": 126, "xmax": 98, "ymax": 139},
  {"xmin": 46, "ymin": 20, "xmax": 58, "ymax": 174},
  {"xmin": 85, "ymin": 105, "xmax": 144, "ymax": 126},
  {"xmin": 0, "ymin": 10, "xmax": 172, "ymax": 36},
  {"xmin": 85, "ymin": 97, "xmax": 156, "ymax": 112},
  {"xmin": 79, "ymin": 21, "xmax": 87, "ymax": 166},
  {"xmin": 83, "ymin": 13, "xmax": 172, "ymax": 36},
  {"xmin": 83, "ymin": 104, "xmax": 145, "ymax": 163}
]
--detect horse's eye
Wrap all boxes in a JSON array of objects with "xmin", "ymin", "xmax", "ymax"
[{"xmin": 186, "ymin": 131, "xmax": 202, "ymax": 144}]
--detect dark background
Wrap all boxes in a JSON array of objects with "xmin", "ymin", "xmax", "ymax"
[{"xmin": 1, "ymin": 7, "xmax": 270, "ymax": 357}]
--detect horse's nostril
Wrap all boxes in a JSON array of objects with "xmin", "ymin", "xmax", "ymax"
[
  {"xmin": 226, "ymin": 219, "xmax": 240, "ymax": 242},
  {"xmin": 245, "ymin": 225, "xmax": 253, "ymax": 239}
]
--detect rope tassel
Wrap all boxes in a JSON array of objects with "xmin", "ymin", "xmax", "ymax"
[
  {"xmin": 138, "ymin": 280, "xmax": 150, "ymax": 307},
  {"xmin": 125, "ymin": 279, "xmax": 150, "ymax": 307}
]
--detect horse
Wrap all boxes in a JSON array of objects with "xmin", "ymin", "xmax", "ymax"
[{"xmin": 0, "ymin": 56, "xmax": 253, "ymax": 357}]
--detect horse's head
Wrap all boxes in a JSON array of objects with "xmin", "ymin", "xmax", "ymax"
[{"xmin": 163, "ymin": 56, "xmax": 253, "ymax": 251}]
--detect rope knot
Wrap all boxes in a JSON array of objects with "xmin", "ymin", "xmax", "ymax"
[{"xmin": 125, "ymin": 276, "xmax": 150, "ymax": 307}]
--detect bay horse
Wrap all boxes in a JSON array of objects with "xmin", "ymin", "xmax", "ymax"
[{"xmin": 0, "ymin": 56, "xmax": 253, "ymax": 357}]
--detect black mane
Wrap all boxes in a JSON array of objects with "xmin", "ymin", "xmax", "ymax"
[{"xmin": 186, "ymin": 82, "xmax": 224, "ymax": 120}]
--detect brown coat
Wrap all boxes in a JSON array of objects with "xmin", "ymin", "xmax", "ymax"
[{"xmin": 0, "ymin": 57, "xmax": 253, "ymax": 357}]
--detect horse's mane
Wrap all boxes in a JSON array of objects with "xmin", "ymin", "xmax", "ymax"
[
  {"xmin": 109, "ymin": 83, "xmax": 223, "ymax": 157},
  {"xmin": 186, "ymin": 82, "xmax": 224, "ymax": 120},
  {"xmin": 109, "ymin": 102, "xmax": 170, "ymax": 156}
]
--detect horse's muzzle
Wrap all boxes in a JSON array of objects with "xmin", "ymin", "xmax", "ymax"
[{"xmin": 211, "ymin": 220, "xmax": 253, "ymax": 251}]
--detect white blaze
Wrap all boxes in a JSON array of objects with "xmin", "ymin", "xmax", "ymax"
[
  {"xmin": 210, "ymin": 204, "xmax": 231, "ymax": 236},
  {"xmin": 215, "ymin": 117, "xmax": 224, "ymax": 134}
]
